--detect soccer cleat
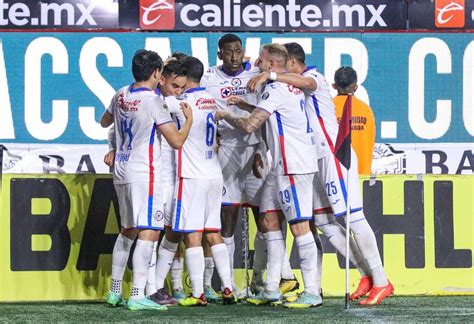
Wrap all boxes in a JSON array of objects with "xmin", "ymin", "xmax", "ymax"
[
  {"xmin": 250, "ymin": 280, "xmax": 265, "ymax": 295},
  {"xmin": 283, "ymin": 291, "xmax": 323, "ymax": 309},
  {"xmin": 173, "ymin": 289, "xmax": 187, "ymax": 301},
  {"xmin": 234, "ymin": 287, "xmax": 250, "ymax": 300},
  {"xmin": 204, "ymin": 286, "xmax": 221, "ymax": 303},
  {"xmin": 149, "ymin": 288, "xmax": 177, "ymax": 306},
  {"xmin": 127, "ymin": 297, "xmax": 168, "ymax": 311},
  {"xmin": 178, "ymin": 294, "xmax": 208, "ymax": 306},
  {"xmin": 350, "ymin": 276, "xmax": 373, "ymax": 301},
  {"xmin": 279, "ymin": 277, "xmax": 300, "ymax": 295},
  {"xmin": 222, "ymin": 287, "xmax": 238, "ymax": 305},
  {"xmin": 359, "ymin": 281, "xmax": 394, "ymax": 306},
  {"xmin": 106, "ymin": 292, "xmax": 126, "ymax": 307},
  {"xmin": 247, "ymin": 289, "xmax": 281, "ymax": 306}
]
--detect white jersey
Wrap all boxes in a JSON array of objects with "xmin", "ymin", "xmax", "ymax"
[
  {"xmin": 201, "ymin": 62, "xmax": 262, "ymax": 147},
  {"xmin": 156, "ymin": 95, "xmax": 185, "ymax": 182},
  {"xmin": 257, "ymin": 81, "xmax": 318, "ymax": 175},
  {"xmin": 303, "ymin": 66, "xmax": 339, "ymax": 155},
  {"xmin": 176, "ymin": 87, "xmax": 222, "ymax": 179},
  {"xmin": 107, "ymin": 84, "xmax": 173, "ymax": 184}
]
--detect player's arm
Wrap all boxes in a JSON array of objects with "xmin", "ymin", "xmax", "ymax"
[
  {"xmin": 100, "ymin": 110, "xmax": 114, "ymax": 127},
  {"xmin": 247, "ymin": 71, "xmax": 317, "ymax": 92},
  {"xmin": 104, "ymin": 127, "xmax": 116, "ymax": 167},
  {"xmin": 215, "ymin": 108, "xmax": 269, "ymax": 134},
  {"xmin": 227, "ymin": 95, "xmax": 256, "ymax": 112},
  {"xmin": 159, "ymin": 102, "xmax": 193, "ymax": 149}
]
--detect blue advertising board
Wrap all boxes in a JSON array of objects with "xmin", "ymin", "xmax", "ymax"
[{"xmin": 0, "ymin": 32, "xmax": 471, "ymax": 144}]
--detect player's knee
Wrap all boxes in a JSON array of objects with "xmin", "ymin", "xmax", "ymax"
[
  {"xmin": 120, "ymin": 227, "xmax": 138, "ymax": 240},
  {"xmin": 289, "ymin": 220, "xmax": 311, "ymax": 237},
  {"xmin": 259, "ymin": 212, "xmax": 280, "ymax": 231}
]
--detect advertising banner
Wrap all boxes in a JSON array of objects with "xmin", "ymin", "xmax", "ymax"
[
  {"xmin": 120, "ymin": 0, "xmax": 407, "ymax": 31},
  {"xmin": 0, "ymin": 174, "xmax": 472, "ymax": 301},
  {"xmin": 409, "ymin": 0, "xmax": 474, "ymax": 30},
  {"xmin": 0, "ymin": 0, "xmax": 119, "ymax": 29}
]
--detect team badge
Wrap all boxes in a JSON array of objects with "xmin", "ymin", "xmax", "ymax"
[
  {"xmin": 261, "ymin": 92, "xmax": 270, "ymax": 100},
  {"xmin": 231, "ymin": 78, "xmax": 242, "ymax": 87},
  {"xmin": 221, "ymin": 87, "xmax": 232, "ymax": 98},
  {"xmin": 154, "ymin": 210, "xmax": 164, "ymax": 221}
]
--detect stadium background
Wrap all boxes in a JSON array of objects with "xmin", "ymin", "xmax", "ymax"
[{"xmin": 0, "ymin": 0, "xmax": 472, "ymax": 302}]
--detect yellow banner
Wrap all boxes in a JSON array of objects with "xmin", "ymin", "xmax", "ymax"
[{"xmin": 0, "ymin": 174, "xmax": 472, "ymax": 301}]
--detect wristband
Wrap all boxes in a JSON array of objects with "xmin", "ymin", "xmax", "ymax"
[{"xmin": 269, "ymin": 72, "xmax": 277, "ymax": 81}]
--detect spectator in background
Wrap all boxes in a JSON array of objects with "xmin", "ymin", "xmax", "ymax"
[{"xmin": 333, "ymin": 67, "xmax": 375, "ymax": 175}]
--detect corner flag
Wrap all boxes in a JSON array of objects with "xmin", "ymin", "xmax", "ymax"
[{"xmin": 334, "ymin": 95, "xmax": 352, "ymax": 169}]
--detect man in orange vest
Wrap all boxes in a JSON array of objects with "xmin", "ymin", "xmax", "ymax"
[{"xmin": 333, "ymin": 67, "xmax": 375, "ymax": 175}]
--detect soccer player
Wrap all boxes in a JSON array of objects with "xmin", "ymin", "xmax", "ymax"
[
  {"xmin": 216, "ymin": 43, "xmax": 321, "ymax": 308},
  {"xmin": 171, "ymin": 56, "xmax": 236, "ymax": 306},
  {"xmin": 201, "ymin": 33, "xmax": 298, "ymax": 297},
  {"xmin": 100, "ymin": 49, "xmax": 193, "ymax": 311},
  {"xmin": 247, "ymin": 42, "xmax": 394, "ymax": 305},
  {"xmin": 333, "ymin": 66, "xmax": 376, "ymax": 175}
]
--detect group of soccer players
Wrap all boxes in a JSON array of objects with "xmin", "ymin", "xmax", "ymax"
[{"xmin": 100, "ymin": 33, "xmax": 394, "ymax": 311}]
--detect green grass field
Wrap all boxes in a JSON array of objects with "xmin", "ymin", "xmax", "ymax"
[{"xmin": 1, "ymin": 297, "xmax": 473, "ymax": 323}]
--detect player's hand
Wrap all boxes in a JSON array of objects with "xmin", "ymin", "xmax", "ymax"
[
  {"xmin": 180, "ymin": 102, "xmax": 193, "ymax": 121},
  {"xmin": 247, "ymin": 71, "xmax": 269, "ymax": 93},
  {"xmin": 252, "ymin": 153, "xmax": 264, "ymax": 179},
  {"xmin": 227, "ymin": 95, "xmax": 245, "ymax": 108},
  {"xmin": 215, "ymin": 110, "xmax": 229, "ymax": 121},
  {"xmin": 104, "ymin": 150, "xmax": 115, "ymax": 167}
]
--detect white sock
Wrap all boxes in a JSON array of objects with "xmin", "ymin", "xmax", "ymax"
[
  {"xmin": 146, "ymin": 241, "xmax": 158, "ymax": 296},
  {"xmin": 211, "ymin": 243, "xmax": 233, "ymax": 291},
  {"xmin": 204, "ymin": 257, "xmax": 214, "ymax": 287},
  {"xmin": 110, "ymin": 234, "xmax": 134, "ymax": 294},
  {"xmin": 252, "ymin": 231, "xmax": 267, "ymax": 284},
  {"xmin": 281, "ymin": 248, "xmax": 295, "ymax": 280},
  {"xmin": 317, "ymin": 219, "xmax": 370, "ymax": 276},
  {"xmin": 314, "ymin": 231, "xmax": 324, "ymax": 295},
  {"xmin": 171, "ymin": 257, "xmax": 184, "ymax": 291},
  {"xmin": 223, "ymin": 236, "xmax": 235, "ymax": 286},
  {"xmin": 264, "ymin": 231, "xmax": 285, "ymax": 292},
  {"xmin": 130, "ymin": 239, "xmax": 154, "ymax": 300},
  {"xmin": 154, "ymin": 237, "xmax": 179, "ymax": 290},
  {"xmin": 295, "ymin": 232, "xmax": 319, "ymax": 296},
  {"xmin": 349, "ymin": 212, "xmax": 388, "ymax": 286},
  {"xmin": 185, "ymin": 246, "xmax": 205, "ymax": 298}
]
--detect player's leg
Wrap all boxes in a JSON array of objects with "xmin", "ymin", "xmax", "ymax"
[
  {"xmin": 170, "ymin": 243, "xmax": 186, "ymax": 300},
  {"xmin": 344, "ymin": 150, "xmax": 392, "ymax": 305},
  {"xmin": 309, "ymin": 220, "xmax": 323, "ymax": 297},
  {"xmin": 279, "ymin": 218, "xmax": 299, "ymax": 295},
  {"xmin": 127, "ymin": 182, "xmax": 167, "ymax": 311},
  {"xmin": 149, "ymin": 228, "xmax": 180, "ymax": 306},
  {"xmin": 108, "ymin": 227, "xmax": 136, "ymax": 306},
  {"xmin": 181, "ymin": 231, "xmax": 207, "ymax": 306},
  {"xmin": 202, "ymin": 238, "xmax": 220, "ymax": 302},
  {"xmin": 277, "ymin": 174, "xmax": 321, "ymax": 309},
  {"xmin": 107, "ymin": 183, "xmax": 137, "ymax": 306},
  {"xmin": 173, "ymin": 178, "xmax": 208, "ymax": 306},
  {"xmin": 146, "ymin": 240, "xmax": 158, "ymax": 297},
  {"xmin": 315, "ymin": 155, "xmax": 374, "ymax": 300}
]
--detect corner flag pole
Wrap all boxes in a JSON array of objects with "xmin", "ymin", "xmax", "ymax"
[{"xmin": 334, "ymin": 95, "xmax": 353, "ymax": 310}]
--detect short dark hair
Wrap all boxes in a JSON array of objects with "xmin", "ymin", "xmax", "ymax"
[
  {"xmin": 171, "ymin": 52, "xmax": 188, "ymax": 61},
  {"xmin": 334, "ymin": 66, "xmax": 358, "ymax": 89},
  {"xmin": 218, "ymin": 33, "xmax": 242, "ymax": 50},
  {"xmin": 132, "ymin": 49, "xmax": 163, "ymax": 82},
  {"xmin": 181, "ymin": 56, "xmax": 204, "ymax": 83},
  {"xmin": 162, "ymin": 60, "xmax": 187, "ymax": 78},
  {"xmin": 284, "ymin": 42, "xmax": 305, "ymax": 64}
]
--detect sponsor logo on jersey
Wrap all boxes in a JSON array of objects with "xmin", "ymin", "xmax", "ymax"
[
  {"xmin": 195, "ymin": 97, "xmax": 216, "ymax": 110},
  {"xmin": 139, "ymin": 0, "xmax": 175, "ymax": 30},
  {"xmin": 220, "ymin": 87, "xmax": 248, "ymax": 98},
  {"xmin": 435, "ymin": 0, "xmax": 465, "ymax": 28}
]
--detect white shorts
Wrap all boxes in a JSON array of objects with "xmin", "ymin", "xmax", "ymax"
[
  {"xmin": 160, "ymin": 180, "xmax": 175, "ymax": 227},
  {"xmin": 114, "ymin": 182, "xmax": 164, "ymax": 230},
  {"xmin": 172, "ymin": 178, "xmax": 223, "ymax": 232},
  {"xmin": 218, "ymin": 144, "xmax": 265, "ymax": 207},
  {"xmin": 260, "ymin": 173, "xmax": 315, "ymax": 224},
  {"xmin": 313, "ymin": 148, "xmax": 363, "ymax": 217}
]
